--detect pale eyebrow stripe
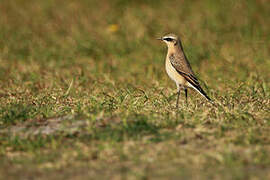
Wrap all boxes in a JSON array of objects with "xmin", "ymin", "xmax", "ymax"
[{"xmin": 164, "ymin": 36, "xmax": 176, "ymax": 40}]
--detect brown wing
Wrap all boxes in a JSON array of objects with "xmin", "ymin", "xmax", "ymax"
[
  {"xmin": 169, "ymin": 54, "xmax": 212, "ymax": 102},
  {"xmin": 169, "ymin": 53, "xmax": 194, "ymax": 74}
]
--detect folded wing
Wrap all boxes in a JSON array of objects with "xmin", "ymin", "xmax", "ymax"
[{"xmin": 169, "ymin": 54, "xmax": 212, "ymax": 102}]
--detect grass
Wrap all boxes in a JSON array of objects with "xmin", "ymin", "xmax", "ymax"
[{"xmin": 0, "ymin": 0, "xmax": 270, "ymax": 179}]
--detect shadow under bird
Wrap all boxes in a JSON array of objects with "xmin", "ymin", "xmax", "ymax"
[{"xmin": 158, "ymin": 33, "xmax": 213, "ymax": 108}]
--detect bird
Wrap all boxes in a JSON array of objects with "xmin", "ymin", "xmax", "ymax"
[{"xmin": 158, "ymin": 33, "xmax": 213, "ymax": 108}]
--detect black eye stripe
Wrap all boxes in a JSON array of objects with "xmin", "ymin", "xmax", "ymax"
[{"xmin": 164, "ymin": 38, "xmax": 173, "ymax": 42}]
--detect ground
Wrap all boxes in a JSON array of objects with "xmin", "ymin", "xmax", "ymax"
[{"xmin": 0, "ymin": 0, "xmax": 270, "ymax": 179}]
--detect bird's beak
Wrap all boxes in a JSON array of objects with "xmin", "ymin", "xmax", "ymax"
[{"xmin": 156, "ymin": 37, "xmax": 163, "ymax": 41}]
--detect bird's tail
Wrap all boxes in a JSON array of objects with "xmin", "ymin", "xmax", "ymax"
[{"xmin": 188, "ymin": 82, "xmax": 214, "ymax": 104}]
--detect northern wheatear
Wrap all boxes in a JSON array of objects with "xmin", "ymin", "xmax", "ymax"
[{"xmin": 158, "ymin": 33, "xmax": 212, "ymax": 108}]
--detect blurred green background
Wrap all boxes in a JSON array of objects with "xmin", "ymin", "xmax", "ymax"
[{"xmin": 0, "ymin": 0, "xmax": 270, "ymax": 179}]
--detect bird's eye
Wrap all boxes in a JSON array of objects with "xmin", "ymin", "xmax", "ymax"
[{"xmin": 164, "ymin": 38, "xmax": 173, "ymax": 42}]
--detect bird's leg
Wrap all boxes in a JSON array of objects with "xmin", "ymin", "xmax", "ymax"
[
  {"xmin": 184, "ymin": 88, "xmax": 188, "ymax": 105},
  {"xmin": 176, "ymin": 89, "xmax": 180, "ymax": 109}
]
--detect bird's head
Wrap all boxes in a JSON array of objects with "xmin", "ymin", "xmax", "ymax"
[{"xmin": 157, "ymin": 33, "xmax": 179, "ymax": 48}]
